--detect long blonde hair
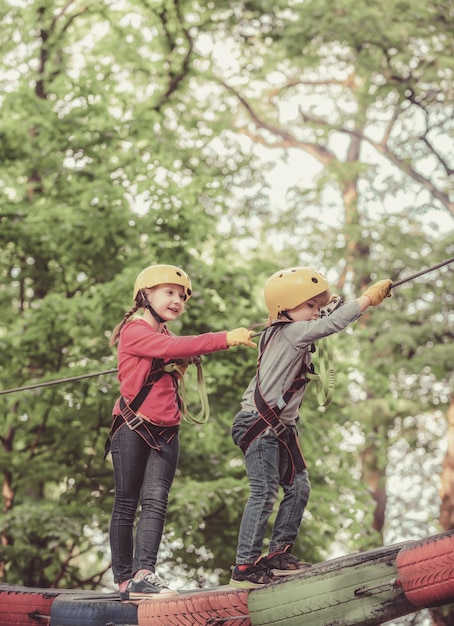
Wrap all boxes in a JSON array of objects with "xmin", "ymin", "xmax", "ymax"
[{"xmin": 109, "ymin": 303, "xmax": 140, "ymax": 347}]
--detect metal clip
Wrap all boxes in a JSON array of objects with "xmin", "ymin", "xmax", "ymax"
[
  {"xmin": 276, "ymin": 396, "xmax": 287, "ymax": 409},
  {"xmin": 320, "ymin": 296, "xmax": 344, "ymax": 317},
  {"xmin": 126, "ymin": 414, "xmax": 144, "ymax": 431},
  {"xmin": 272, "ymin": 420, "xmax": 287, "ymax": 438}
]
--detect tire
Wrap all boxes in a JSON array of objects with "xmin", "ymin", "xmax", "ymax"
[
  {"xmin": 248, "ymin": 543, "xmax": 414, "ymax": 626},
  {"xmin": 49, "ymin": 591, "xmax": 138, "ymax": 626},
  {"xmin": 138, "ymin": 586, "xmax": 251, "ymax": 626},
  {"xmin": 396, "ymin": 529, "xmax": 454, "ymax": 607},
  {"xmin": 0, "ymin": 584, "xmax": 64, "ymax": 625}
]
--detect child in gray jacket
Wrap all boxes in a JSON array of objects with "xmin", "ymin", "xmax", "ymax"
[{"xmin": 230, "ymin": 266, "xmax": 392, "ymax": 588}]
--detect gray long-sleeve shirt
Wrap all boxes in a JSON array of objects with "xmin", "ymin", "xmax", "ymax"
[{"xmin": 240, "ymin": 300, "xmax": 363, "ymax": 425}]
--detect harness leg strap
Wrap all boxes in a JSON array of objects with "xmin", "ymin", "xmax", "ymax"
[{"xmin": 238, "ymin": 417, "xmax": 306, "ymax": 484}]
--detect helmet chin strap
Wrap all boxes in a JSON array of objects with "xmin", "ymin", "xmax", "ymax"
[
  {"xmin": 280, "ymin": 310, "xmax": 294, "ymax": 321},
  {"xmin": 141, "ymin": 290, "xmax": 166, "ymax": 324}
]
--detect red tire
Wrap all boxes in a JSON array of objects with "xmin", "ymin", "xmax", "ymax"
[
  {"xmin": 395, "ymin": 529, "xmax": 454, "ymax": 607},
  {"xmin": 138, "ymin": 586, "xmax": 251, "ymax": 626},
  {"xmin": 0, "ymin": 584, "xmax": 63, "ymax": 625}
]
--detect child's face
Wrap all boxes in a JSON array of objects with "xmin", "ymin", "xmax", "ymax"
[
  {"xmin": 147, "ymin": 283, "xmax": 186, "ymax": 321},
  {"xmin": 287, "ymin": 294, "xmax": 326, "ymax": 322}
]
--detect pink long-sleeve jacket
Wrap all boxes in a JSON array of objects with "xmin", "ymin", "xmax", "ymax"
[{"xmin": 112, "ymin": 319, "xmax": 228, "ymax": 426}]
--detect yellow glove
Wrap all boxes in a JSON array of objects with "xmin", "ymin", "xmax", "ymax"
[
  {"xmin": 226, "ymin": 328, "xmax": 256, "ymax": 348},
  {"xmin": 362, "ymin": 279, "xmax": 393, "ymax": 306}
]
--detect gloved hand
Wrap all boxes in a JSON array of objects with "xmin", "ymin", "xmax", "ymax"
[
  {"xmin": 226, "ymin": 328, "xmax": 256, "ymax": 348},
  {"xmin": 362, "ymin": 279, "xmax": 393, "ymax": 306}
]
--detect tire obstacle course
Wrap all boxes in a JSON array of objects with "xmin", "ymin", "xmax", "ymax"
[{"xmin": 1, "ymin": 530, "xmax": 453, "ymax": 626}]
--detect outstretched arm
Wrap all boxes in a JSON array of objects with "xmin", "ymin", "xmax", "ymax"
[{"xmin": 358, "ymin": 279, "xmax": 393, "ymax": 311}]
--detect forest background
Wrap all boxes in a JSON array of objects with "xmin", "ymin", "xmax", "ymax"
[{"xmin": 0, "ymin": 1, "xmax": 453, "ymax": 625}]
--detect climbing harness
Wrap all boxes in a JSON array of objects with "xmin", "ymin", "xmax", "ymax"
[
  {"xmin": 104, "ymin": 356, "xmax": 210, "ymax": 457},
  {"xmin": 237, "ymin": 323, "xmax": 308, "ymax": 484},
  {"xmin": 104, "ymin": 358, "xmax": 170, "ymax": 457}
]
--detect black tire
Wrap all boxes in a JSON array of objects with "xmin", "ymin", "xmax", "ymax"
[
  {"xmin": 49, "ymin": 591, "xmax": 138, "ymax": 626},
  {"xmin": 396, "ymin": 529, "xmax": 454, "ymax": 607}
]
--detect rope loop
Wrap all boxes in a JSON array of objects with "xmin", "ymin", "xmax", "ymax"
[
  {"xmin": 165, "ymin": 359, "xmax": 210, "ymax": 424},
  {"xmin": 307, "ymin": 336, "xmax": 335, "ymax": 407}
]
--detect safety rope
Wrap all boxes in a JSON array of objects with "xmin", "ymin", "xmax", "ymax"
[
  {"xmin": 0, "ymin": 361, "xmax": 211, "ymax": 422},
  {"xmin": 0, "ymin": 368, "xmax": 118, "ymax": 395},
  {"xmin": 306, "ymin": 337, "xmax": 335, "ymax": 407},
  {"xmin": 163, "ymin": 359, "xmax": 210, "ymax": 424}
]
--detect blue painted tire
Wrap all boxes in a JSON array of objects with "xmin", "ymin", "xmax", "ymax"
[{"xmin": 49, "ymin": 591, "xmax": 138, "ymax": 626}]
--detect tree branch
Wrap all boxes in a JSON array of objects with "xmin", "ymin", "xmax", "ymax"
[{"xmin": 221, "ymin": 81, "xmax": 335, "ymax": 165}]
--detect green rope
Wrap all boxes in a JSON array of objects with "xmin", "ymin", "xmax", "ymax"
[
  {"xmin": 164, "ymin": 360, "xmax": 210, "ymax": 424},
  {"xmin": 307, "ymin": 337, "xmax": 335, "ymax": 407}
]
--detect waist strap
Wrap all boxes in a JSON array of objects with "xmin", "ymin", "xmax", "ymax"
[
  {"xmin": 104, "ymin": 399, "xmax": 179, "ymax": 458},
  {"xmin": 238, "ymin": 414, "xmax": 306, "ymax": 484}
]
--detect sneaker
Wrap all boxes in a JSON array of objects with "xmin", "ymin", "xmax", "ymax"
[
  {"xmin": 264, "ymin": 547, "xmax": 312, "ymax": 577},
  {"xmin": 229, "ymin": 560, "xmax": 275, "ymax": 589},
  {"xmin": 120, "ymin": 572, "xmax": 179, "ymax": 601}
]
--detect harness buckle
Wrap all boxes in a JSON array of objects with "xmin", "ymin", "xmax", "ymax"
[
  {"xmin": 276, "ymin": 396, "xmax": 287, "ymax": 410},
  {"xmin": 272, "ymin": 420, "xmax": 287, "ymax": 438},
  {"xmin": 126, "ymin": 414, "xmax": 144, "ymax": 431}
]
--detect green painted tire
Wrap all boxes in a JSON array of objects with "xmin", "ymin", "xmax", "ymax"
[
  {"xmin": 248, "ymin": 543, "xmax": 415, "ymax": 626},
  {"xmin": 396, "ymin": 529, "xmax": 454, "ymax": 607}
]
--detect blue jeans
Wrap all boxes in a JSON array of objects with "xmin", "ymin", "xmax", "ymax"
[
  {"xmin": 109, "ymin": 423, "xmax": 179, "ymax": 584},
  {"xmin": 232, "ymin": 411, "xmax": 311, "ymax": 564}
]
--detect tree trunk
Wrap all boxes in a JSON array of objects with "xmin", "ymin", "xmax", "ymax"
[
  {"xmin": 430, "ymin": 398, "xmax": 454, "ymax": 624},
  {"xmin": 439, "ymin": 397, "xmax": 454, "ymax": 531}
]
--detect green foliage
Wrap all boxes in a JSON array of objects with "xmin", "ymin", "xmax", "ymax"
[
  {"xmin": 0, "ymin": 0, "xmax": 452, "ymax": 602},
  {"xmin": 0, "ymin": 497, "xmax": 109, "ymax": 587}
]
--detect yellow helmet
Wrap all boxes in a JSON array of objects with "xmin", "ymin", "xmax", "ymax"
[
  {"xmin": 264, "ymin": 266, "xmax": 330, "ymax": 318},
  {"xmin": 133, "ymin": 264, "xmax": 192, "ymax": 302}
]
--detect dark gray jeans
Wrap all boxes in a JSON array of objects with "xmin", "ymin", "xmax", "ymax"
[
  {"xmin": 109, "ymin": 423, "xmax": 179, "ymax": 584},
  {"xmin": 232, "ymin": 410, "xmax": 311, "ymax": 564}
]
